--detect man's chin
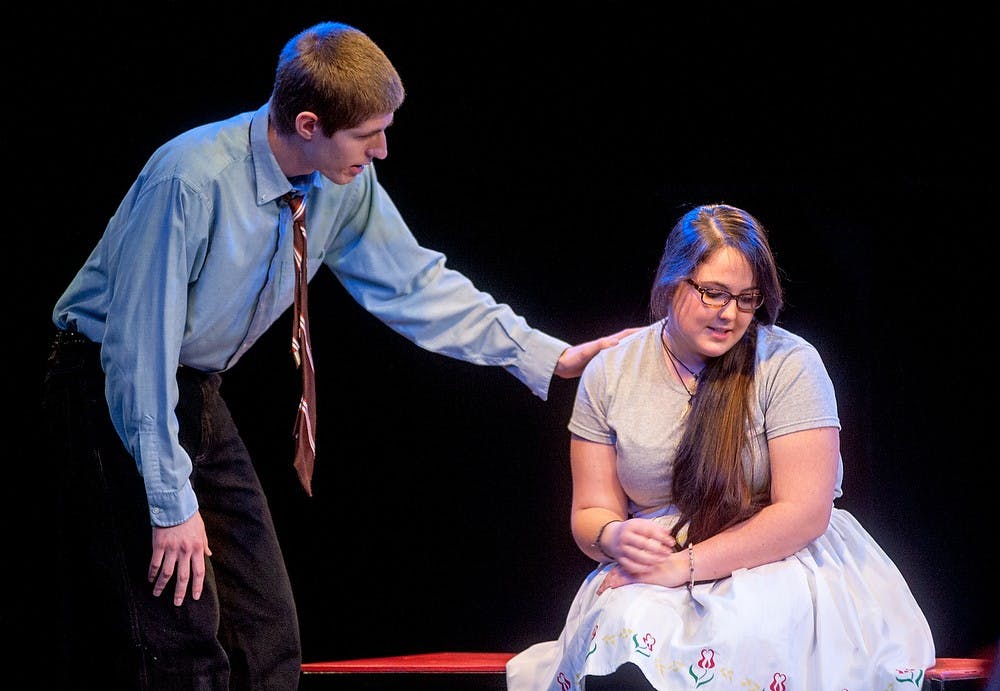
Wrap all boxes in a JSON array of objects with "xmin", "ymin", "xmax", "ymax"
[
  {"xmin": 324, "ymin": 168, "xmax": 363, "ymax": 185},
  {"xmin": 322, "ymin": 171, "xmax": 353, "ymax": 185}
]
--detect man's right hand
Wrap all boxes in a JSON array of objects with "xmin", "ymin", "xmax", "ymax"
[
  {"xmin": 149, "ymin": 510, "xmax": 212, "ymax": 606},
  {"xmin": 554, "ymin": 327, "xmax": 643, "ymax": 379}
]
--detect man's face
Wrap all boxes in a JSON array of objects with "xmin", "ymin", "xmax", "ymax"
[{"xmin": 312, "ymin": 113, "xmax": 393, "ymax": 185}]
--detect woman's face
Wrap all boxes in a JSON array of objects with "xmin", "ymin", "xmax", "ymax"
[{"xmin": 668, "ymin": 246, "xmax": 757, "ymax": 366}]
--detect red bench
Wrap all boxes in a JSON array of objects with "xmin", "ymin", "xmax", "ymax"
[{"xmin": 301, "ymin": 652, "xmax": 992, "ymax": 688}]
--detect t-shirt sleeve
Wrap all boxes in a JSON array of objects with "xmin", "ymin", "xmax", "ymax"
[
  {"xmin": 761, "ymin": 339, "xmax": 841, "ymax": 440},
  {"xmin": 568, "ymin": 353, "xmax": 615, "ymax": 445}
]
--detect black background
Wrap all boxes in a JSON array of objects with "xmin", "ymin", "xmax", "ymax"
[{"xmin": 6, "ymin": 1, "xmax": 996, "ymax": 681}]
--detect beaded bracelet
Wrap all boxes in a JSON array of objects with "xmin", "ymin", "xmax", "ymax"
[
  {"xmin": 593, "ymin": 519, "xmax": 622, "ymax": 560},
  {"xmin": 687, "ymin": 542, "xmax": 695, "ymax": 592}
]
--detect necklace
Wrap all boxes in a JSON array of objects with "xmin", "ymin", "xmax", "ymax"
[{"xmin": 660, "ymin": 321, "xmax": 702, "ymax": 403}]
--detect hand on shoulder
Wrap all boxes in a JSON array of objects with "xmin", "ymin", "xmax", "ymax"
[{"xmin": 555, "ymin": 327, "xmax": 644, "ymax": 379}]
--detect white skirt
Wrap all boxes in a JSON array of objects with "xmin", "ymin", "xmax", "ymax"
[{"xmin": 507, "ymin": 508, "xmax": 935, "ymax": 690}]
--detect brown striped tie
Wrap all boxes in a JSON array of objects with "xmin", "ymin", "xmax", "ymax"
[{"xmin": 285, "ymin": 192, "xmax": 316, "ymax": 495}]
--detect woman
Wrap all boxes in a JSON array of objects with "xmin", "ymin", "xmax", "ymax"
[{"xmin": 507, "ymin": 204, "xmax": 934, "ymax": 690}]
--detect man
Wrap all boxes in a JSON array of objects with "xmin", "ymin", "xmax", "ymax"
[{"xmin": 44, "ymin": 21, "xmax": 634, "ymax": 690}]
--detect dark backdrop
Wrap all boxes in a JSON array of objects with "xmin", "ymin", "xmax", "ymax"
[{"xmin": 6, "ymin": 2, "xmax": 995, "ymax": 679}]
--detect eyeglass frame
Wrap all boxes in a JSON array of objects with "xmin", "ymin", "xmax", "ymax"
[{"xmin": 684, "ymin": 278, "xmax": 764, "ymax": 313}]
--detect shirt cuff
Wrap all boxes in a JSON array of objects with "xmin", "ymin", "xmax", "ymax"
[
  {"xmin": 504, "ymin": 331, "xmax": 570, "ymax": 401},
  {"xmin": 147, "ymin": 479, "xmax": 199, "ymax": 527}
]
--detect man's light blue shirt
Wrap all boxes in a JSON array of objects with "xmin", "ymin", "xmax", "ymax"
[{"xmin": 54, "ymin": 103, "xmax": 569, "ymax": 526}]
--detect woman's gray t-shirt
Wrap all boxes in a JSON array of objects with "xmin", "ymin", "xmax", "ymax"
[{"xmin": 568, "ymin": 321, "xmax": 842, "ymax": 517}]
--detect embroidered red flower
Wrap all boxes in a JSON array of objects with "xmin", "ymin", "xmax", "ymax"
[
  {"xmin": 631, "ymin": 633, "xmax": 655, "ymax": 657},
  {"xmin": 698, "ymin": 649, "xmax": 716, "ymax": 669},
  {"xmin": 688, "ymin": 648, "xmax": 717, "ymax": 687}
]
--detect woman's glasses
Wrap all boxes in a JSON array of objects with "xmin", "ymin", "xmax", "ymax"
[{"xmin": 685, "ymin": 278, "xmax": 763, "ymax": 312}]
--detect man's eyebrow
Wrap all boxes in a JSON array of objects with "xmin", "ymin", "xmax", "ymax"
[{"xmin": 359, "ymin": 117, "xmax": 394, "ymax": 136}]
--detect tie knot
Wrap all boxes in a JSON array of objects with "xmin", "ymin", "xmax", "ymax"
[{"xmin": 283, "ymin": 192, "xmax": 306, "ymax": 223}]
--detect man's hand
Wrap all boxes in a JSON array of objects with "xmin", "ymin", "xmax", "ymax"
[
  {"xmin": 149, "ymin": 510, "xmax": 212, "ymax": 606},
  {"xmin": 554, "ymin": 327, "xmax": 643, "ymax": 379}
]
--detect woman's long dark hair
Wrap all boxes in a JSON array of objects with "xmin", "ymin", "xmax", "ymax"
[{"xmin": 649, "ymin": 204, "xmax": 783, "ymax": 545}]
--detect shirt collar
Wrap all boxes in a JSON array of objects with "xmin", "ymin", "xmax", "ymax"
[{"xmin": 250, "ymin": 101, "xmax": 321, "ymax": 206}]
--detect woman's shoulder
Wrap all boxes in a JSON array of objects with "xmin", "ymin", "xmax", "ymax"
[
  {"xmin": 757, "ymin": 323, "xmax": 818, "ymax": 350},
  {"xmin": 756, "ymin": 324, "xmax": 826, "ymax": 368},
  {"xmin": 582, "ymin": 321, "xmax": 661, "ymax": 376}
]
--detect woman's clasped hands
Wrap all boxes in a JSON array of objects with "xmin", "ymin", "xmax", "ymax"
[{"xmin": 596, "ymin": 518, "xmax": 688, "ymax": 595}]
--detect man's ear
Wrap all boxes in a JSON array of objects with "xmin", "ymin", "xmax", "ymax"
[{"xmin": 294, "ymin": 111, "xmax": 321, "ymax": 140}]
